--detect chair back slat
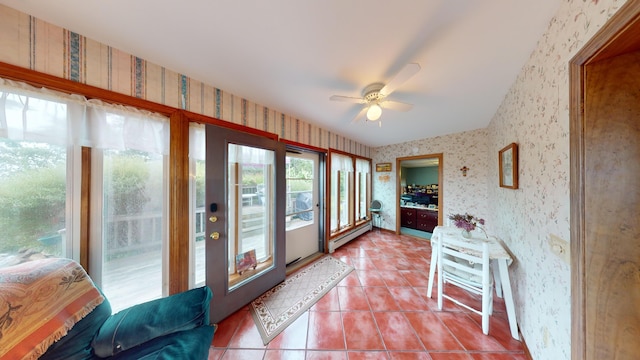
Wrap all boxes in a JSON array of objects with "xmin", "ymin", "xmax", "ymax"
[{"xmin": 437, "ymin": 233, "xmax": 494, "ymax": 335}]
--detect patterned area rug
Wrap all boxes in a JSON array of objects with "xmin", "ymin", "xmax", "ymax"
[{"xmin": 250, "ymin": 255, "xmax": 353, "ymax": 344}]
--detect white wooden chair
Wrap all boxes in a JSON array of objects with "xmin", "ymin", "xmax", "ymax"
[{"xmin": 437, "ymin": 235, "xmax": 494, "ymax": 335}]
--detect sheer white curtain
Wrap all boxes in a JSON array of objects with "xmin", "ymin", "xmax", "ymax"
[
  {"xmin": 356, "ymin": 158, "xmax": 370, "ymax": 174},
  {"xmin": 229, "ymin": 143, "xmax": 275, "ymax": 165},
  {"xmin": 189, "ymin": 123, "xmax": 206, "ymax": 161},
  {"xmin": 355, "ymin": 158, "xmax": 370, "ymax": 220},
  {"xmin": 0, "ymin": 77, "xmax": 171, "ymax": 311},
  {"xmin": 0, "ymin": 78, "xmax": 169, "ymax": 153},
  {"xmin": 330, "ymin": 153, "xmax": 353, "ymax": 233},
  {"xmin": 331, "ymin": 153, "xmax": 354, "ymax": 173}
]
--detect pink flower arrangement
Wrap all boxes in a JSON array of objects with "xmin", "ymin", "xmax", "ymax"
[{"xmin": 448, "ymin": 213, "xmax": 487, "ymax": 237}]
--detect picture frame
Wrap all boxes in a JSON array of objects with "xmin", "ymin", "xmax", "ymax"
[
  {"xmin": 236, "ymin": 249, "xmax": 257, "ymax": 275},
  {"xmin": 499, "ymin": 143, "xmax": 518, "ymax": 189},
  {"xmin": 376, "ymin": 162, "xmax": 392, "ymax": 172}
]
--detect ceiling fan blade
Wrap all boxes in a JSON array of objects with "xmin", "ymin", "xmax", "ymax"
[
  {"xmin": 379, "ymin": 63, "xmax": 421, "ymax": 97},
  {"xmin": 381, "ymin": 100, "xmax": 413, "ymax": 112},
  {"xmin": 330, "ymin": 95, "xmax": 366, "ymax": 104},
  {"xmin": 350, "ymin": 107, "xmax": 368, "ymax": 124}
]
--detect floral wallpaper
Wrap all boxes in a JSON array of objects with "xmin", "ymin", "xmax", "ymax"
[
  {"xmin": 373, "ymin": 0, "xmax": 628, "ymax": 359},
  {"xmin": 372, "ymin": 128, "xmax": 490, "ymax": 233},
  {"xmin": 0, "ymin": 5, "xmax": 370, "ymax": 157}
]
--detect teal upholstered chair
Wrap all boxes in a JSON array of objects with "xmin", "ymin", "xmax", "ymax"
[{"xmin": 40, "ymin": 286, "xmax": 215, "ymax": 360}]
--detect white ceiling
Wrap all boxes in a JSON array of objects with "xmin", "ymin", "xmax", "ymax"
[{"xmin": 0, "ymin": 0, "xmax": 560, "ymax": 147}]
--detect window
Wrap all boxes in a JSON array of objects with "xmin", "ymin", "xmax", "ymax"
[
  {"xmin": 355, "ymin": 158, "xmax": 371, "ymax": 222},
  {"xmin": 285, "ymin": 155, "xmax": 315, "ymax": 230},
  {"xmin": 95, "ymin": 147, "xmax": 168, "ymax": 311},
  {"xmin": 0, "ymin": 78, "xmax": 170, "ymax": 312},
  {"xmin": 0, "ymin": 138, "xmax": 70, "ymax": 258},
  {"xmin": 189, "ymin": 124, "xmax": 206, "ymax": 288},
  {"xmin": 329, "ymin": 152, "xmax": 353, "ymax": 234},
  {"xmin": 329, "ymin": 150, "xmax": 371, "ymax": 236}
]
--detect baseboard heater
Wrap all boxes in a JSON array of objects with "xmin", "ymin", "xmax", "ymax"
[{"xmin": 328, "ymin": 222, "xmax": 372, "ymax": 253}]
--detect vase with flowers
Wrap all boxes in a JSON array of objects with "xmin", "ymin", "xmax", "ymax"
[{"xmin": 448, "ymin": 213, "xmax": 487, "ymax": 238}]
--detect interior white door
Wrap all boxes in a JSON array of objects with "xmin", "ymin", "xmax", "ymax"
[{"xmin": 285, "ymin": 151, "xmax": 320, "ymax": 265}]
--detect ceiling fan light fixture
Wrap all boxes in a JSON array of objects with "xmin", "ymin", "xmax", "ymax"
[{"xmin": 366, "ymin": 104, "xmax": 382, "ymax": 121}]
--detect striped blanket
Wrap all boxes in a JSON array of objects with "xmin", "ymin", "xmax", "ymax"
[{"xmin": 0, "ymin": 258, "xmax": 104, "ymax": 360}]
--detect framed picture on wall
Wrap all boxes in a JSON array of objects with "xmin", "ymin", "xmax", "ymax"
[
  {"xmin": 499, "ymin": 143, "xmax": 518, "ymax": 189},
  {"xmin": 376, "ymin": 163, "xmax": 392, "ymax": 172}
]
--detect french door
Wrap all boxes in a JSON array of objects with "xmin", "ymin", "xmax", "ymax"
[
  {"xmin": 285, "ymin": 150, "xmax": 321, "ymax": 265},
  {"xmin": 205, "ymin": 125, "xmax": 286, "ymax": 324}
]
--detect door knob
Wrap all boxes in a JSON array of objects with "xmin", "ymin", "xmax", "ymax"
[{"xmin": 210, "ymin": 232, "xmax": 220, "ymax": 240}]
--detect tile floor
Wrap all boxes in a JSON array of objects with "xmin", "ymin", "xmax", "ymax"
[{"xmin": 209, "ymin": 230, "xmax": 527, "ymax": 360}]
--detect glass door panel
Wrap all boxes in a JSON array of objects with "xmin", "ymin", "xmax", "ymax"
[
  {"xmin": 227, "ymin": 144, "xmax": 275, "ymax": 290},
  {"xmin": 284, "ymin": 151, "xmax": 320, "ymax": 264}
]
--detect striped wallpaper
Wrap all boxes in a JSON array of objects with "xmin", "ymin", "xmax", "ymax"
[{"xmin": 0, "ymin": 5, "xmax": 370, "ymax": 157}]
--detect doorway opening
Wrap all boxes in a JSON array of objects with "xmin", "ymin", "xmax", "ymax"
[
  {"xmin": 569, "ymin": 2, "xmax": 640, "ymax": 358},
  {"xmin": 284, "ymin": 147, "xmax": 326, "ymax": 274},
  {"xmin": 395, "ymin": 153, "xmax": 443, "ymax": 238}
]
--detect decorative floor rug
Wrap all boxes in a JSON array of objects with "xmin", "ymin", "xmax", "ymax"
[{"xmin": 250, "ymin": 255, "xmax": 353, "ymax": 344}]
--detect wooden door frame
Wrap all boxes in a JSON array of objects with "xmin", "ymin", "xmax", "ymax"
[
  {"xmin": 395, "ymin": 153, "xmax": 443, "ymax": 234},
  {"xmin": 569, "ymin": 2, "xmax": 640, "ymax": 359}
]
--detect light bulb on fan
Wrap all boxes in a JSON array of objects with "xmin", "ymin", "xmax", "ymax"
[{"xmin": 366, "ymin": 104, "xmax": 382, "ymax": 121}]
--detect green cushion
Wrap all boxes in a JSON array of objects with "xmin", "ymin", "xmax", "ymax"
[
  {"xmin": 92, "ymin": 287, "xmax": 212, "ymax": 358},
  {"xmin": 40, "ymin": 297, "xmax": 112, "ymax": 360},
  {"xmin": 109, "ymin": 326, "xmax": 215, "ymax": 360}
]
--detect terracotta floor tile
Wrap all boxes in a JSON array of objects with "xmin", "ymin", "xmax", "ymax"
[
  {"xmin": 263, "ymin": 349, "xmax": 305, "ymax": 360},
  {"xmin": 212, "ymin": 308, "xmax": 249, "ymax": 347},
  {"xmin": 337, "ymin": 285, "xmax": 370, "ymax": 311},
  {"xmin": 207, "ymin": 348, "xmax": 225, "ymax": 360},
  {"xmin": 226, "ymin": 311, "xmax": 267, "ymax": 349},
  {"xmin": 373, "ymin": 312, "xmax": 424, "ymax": 351},
  {"xmin": 364, "ymin": 248, "xmax": 385, "ymax": 258},
  {"xmin": 210, "ymin": 231, "xmax": 525, "ymax": 359},
  {"xmin": 437, "ymin": 312, "xmax": 505, "ymax": 352},
  {"xmin": 378, "ymin": 270, "xmax": 411, "ymax": 287},
  {"xmin": 404, "ymin": 311, "xmax": 464, "ymax": 351},
  {"xmin": 311, "ymin": 286, "xmax": 341, "ymax": 311},
  {"xmin": 393, "ymin": 257, "xmax": 418, "ymax": 271},
  {"xmin": 470, "ymin": 353, "xmax": 522, "ymax": 360},
  {"xmin": 351, "ymin": 257, "xmax": 378, "ymax": 270},
  {"xmin": 467, "ymin": 311, "xmax": 522, "ymax": 351},
  {"xmin": 428, "ymin": 352, "xmax": 473, "ymax": 360},
  {"xmin": 307, "ymin": 311, "xmax": 346, "ymax": 350},
  {"xmin": 349, "ymin": 248, "xmax": 368, "ymax": 258},
  {"xmin": 364, "ymin": 286, "xmax": 400, "ymax": 311},
  {"xmin": 399, "ymin": 270, "xmax": 431, "ymax": 287},
  {"xmin": 347, "ymin": 351, "xmax": 390, "ymax": 359},
  {"xmin": 373, "ymin": 257, "xmax": 401, "ymax": 270},
  {"xmin": 356, "ymin": 269, "xmax": 387, "ymax": 286},
  {"xmin": 267, "ymin": 311, "xmax": 308, "ymax": 350},
  {"xmin": 387, "ymin": 286, "xmax": 430, "ymax": 311},
  {"xmin": 220, "ymin": 349, "xmax": 265, "ymax": 360},
  {"xmin": 338, "ymin": 271, "xmax": 362, "ymax": 287},
  {"xmin": 306, "ymin": 350, "xmax": 348, "ymax": 360},
  {"xmin": 387, "ymin": 351, "xmax": 432, "ymax": 360},
  {"xmin": 342, "ymin": 311, "xmax": 385, "ymax": 350}
]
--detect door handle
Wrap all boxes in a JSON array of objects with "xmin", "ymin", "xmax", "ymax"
[{"xmin": 210, "ymin": 232, "xmax": 220, "ymax": 240}]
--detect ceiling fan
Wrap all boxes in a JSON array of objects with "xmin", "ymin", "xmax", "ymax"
[{"xmin": 330, "ymin": 63, "xmax": 421, "ymax": 126}]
